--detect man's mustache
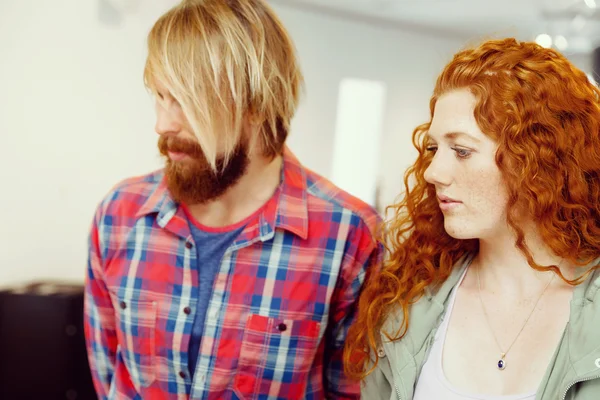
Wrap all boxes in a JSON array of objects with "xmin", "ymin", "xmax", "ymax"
[{"xmin": 158, "ymin": 136, "xmax": 205, "ymax": 159}]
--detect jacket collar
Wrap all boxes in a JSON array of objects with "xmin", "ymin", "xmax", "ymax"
[{"xmin": 565, "ymin": 265, "xmax": 600, "ymax": 376}]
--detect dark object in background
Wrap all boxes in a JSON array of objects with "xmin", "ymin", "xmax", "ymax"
[
  {"xmin": 593, "ymin": 46, "xmax": 600, "ymax": 84},
  {"xmin": 0, "ymin": 282, "xmax": 97, "ymax": 400}
]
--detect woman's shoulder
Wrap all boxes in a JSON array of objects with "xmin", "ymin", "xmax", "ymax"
[{"xmin": 380, "ymin": 255, "xmax": 473, "ymax": 332}]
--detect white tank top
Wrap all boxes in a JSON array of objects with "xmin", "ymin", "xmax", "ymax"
[{"xmin": 413, "ymin": 268, "xmax": 537, "ymax": 400}]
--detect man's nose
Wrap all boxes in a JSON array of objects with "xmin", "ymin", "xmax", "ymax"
[{"xmin": 155, "ymin": 104, "xmax": 181, "ymax": 137}]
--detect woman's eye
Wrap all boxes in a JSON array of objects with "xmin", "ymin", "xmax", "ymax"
[{"xmin": 453, "ymin": 147, "xmax": 472, "ymax": 159}]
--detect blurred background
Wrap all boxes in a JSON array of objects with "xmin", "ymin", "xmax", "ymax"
[{"xmin": 0, "ymin": 0, "xmax": 599, "ymax": 396}]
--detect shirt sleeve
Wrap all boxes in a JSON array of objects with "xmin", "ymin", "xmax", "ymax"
[
  {"xmin": 83, "ymin": 206, "xmax": 118, "ymax": 399},
  {"xmin": 323, "ymin": 219, "xmax": 383, "ymax": 398}
]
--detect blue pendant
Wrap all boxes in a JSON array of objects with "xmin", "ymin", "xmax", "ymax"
[{"xmin": 497, "ymin": 358, "xmax": 506, "ymax": 370}]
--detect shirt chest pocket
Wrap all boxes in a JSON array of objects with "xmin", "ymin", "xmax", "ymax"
[
  {"xmin": 113, "ymin": 296, "xmax": 158, "ymax": 389},
  {"xmin": 233, "ymin": 314, "xmax": 321, "ymax": 400}
]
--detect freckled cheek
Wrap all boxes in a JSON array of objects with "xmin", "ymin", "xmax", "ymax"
[{"xmin": 462, "ymin": 173, "xmax": 508, "ymax": 217}]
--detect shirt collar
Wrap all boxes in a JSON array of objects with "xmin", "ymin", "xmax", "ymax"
[{"xmin": 135, "ymin": 146, "xmax": 309, "ymax": 240}]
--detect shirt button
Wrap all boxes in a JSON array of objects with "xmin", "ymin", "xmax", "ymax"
[
  {"xmin": 179, "ymin": 371, "xmax": 186, "ymax": 379},
  {"xmin": 377, "ymin": 347, "xmax": 386, "ymax": 358},
  {"xmin": 277, "ymin": 323, "xmax": 287, "ymax": 332},
  {"xmin": 183, "ymin": 306, "xmax": 191, "ymax": 315},
  {"xmin": 119, "ymin": 301, "xmax": 126, "ymax": 310},
  {"xmin": 595, "ymin": 358, "xmax": 600, "ymax": 369},
  {"xmin": 185, "ymin": 242, "xmax": 193, "ymax": 249}
]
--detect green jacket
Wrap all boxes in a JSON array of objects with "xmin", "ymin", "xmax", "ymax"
[{"xmin": 362, "ymin": 256, "xmax": 600, "ymax": 399}]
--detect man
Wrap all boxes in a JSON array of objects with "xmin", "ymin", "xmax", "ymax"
[{"xmin": 84, "ymin": 0, "xmax": 381, "ymax": 398}]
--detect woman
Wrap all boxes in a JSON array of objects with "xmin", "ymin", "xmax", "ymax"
[{"xmin": 345, "ymin": 38, "xmax": 600, "ymax": 399}]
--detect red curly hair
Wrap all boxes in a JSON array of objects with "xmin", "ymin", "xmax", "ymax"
[{"xmin": 344, "ymin": 38, "xmax": 600, "ymax": 379}]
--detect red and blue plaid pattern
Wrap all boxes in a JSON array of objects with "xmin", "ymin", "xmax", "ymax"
[{"xmin": 84, "ymin": 149, "xmax": 381, "ymax": 399}]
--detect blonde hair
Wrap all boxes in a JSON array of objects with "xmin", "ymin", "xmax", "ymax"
[{"xmin": 144, "ymin": 0, "xmax": 304, "ymax": 169}]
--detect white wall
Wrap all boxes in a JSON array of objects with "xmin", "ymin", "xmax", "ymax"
[
  {"xmin": 330, "ymin": 78, "xmax": 387, "ymax": 206},
  {"xmin": 276, "ymin": 5, "xmax": 465, "ymax": 210},
  {"xmin": 0, "ymin": 0, "xmax": 166, "ymax": 286},
  {"xmin": 0, "ymin": 0, "xmax": 470, "ymax": 286}
]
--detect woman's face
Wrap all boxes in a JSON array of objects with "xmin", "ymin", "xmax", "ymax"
[{"xmin": 424, "ymin": 89, "xmax": 509, "ymax": 240}]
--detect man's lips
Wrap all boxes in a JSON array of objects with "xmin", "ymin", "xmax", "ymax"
[{"xmin": 167, "ymin": 151, "xmax": 189, "ymax": 161}]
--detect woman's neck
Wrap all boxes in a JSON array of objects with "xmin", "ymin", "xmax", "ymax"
[{"xmin": 474, "ymin": 224, "xmax": 571, "ymax": 296}]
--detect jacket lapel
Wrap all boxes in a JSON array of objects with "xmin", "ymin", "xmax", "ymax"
[
  {"xmin": 381, "ymin": 255, "xmax": 474, "ymax": 398},
  {"xmin": 539, "ymin": 267, "xmax": 600, "ymax": 399}
]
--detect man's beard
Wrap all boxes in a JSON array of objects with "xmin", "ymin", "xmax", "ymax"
[{"xmin": 158, "ymin": 135, "xmax": 249, "ymax": 204}]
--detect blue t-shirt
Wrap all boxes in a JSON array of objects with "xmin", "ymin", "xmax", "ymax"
[{"xmin": 186, "ymin": 218, "xmax": 245, "ymax": 376}]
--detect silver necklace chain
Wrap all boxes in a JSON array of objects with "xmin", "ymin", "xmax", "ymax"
[{"xmin": 476, "ymin": 265, "xmax": 555, "ymax": 370}]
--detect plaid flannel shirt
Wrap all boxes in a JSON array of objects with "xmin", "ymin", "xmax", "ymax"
[{"xmin": 84, "ymin": 149, "xmax": 381, "ymax": 399}]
